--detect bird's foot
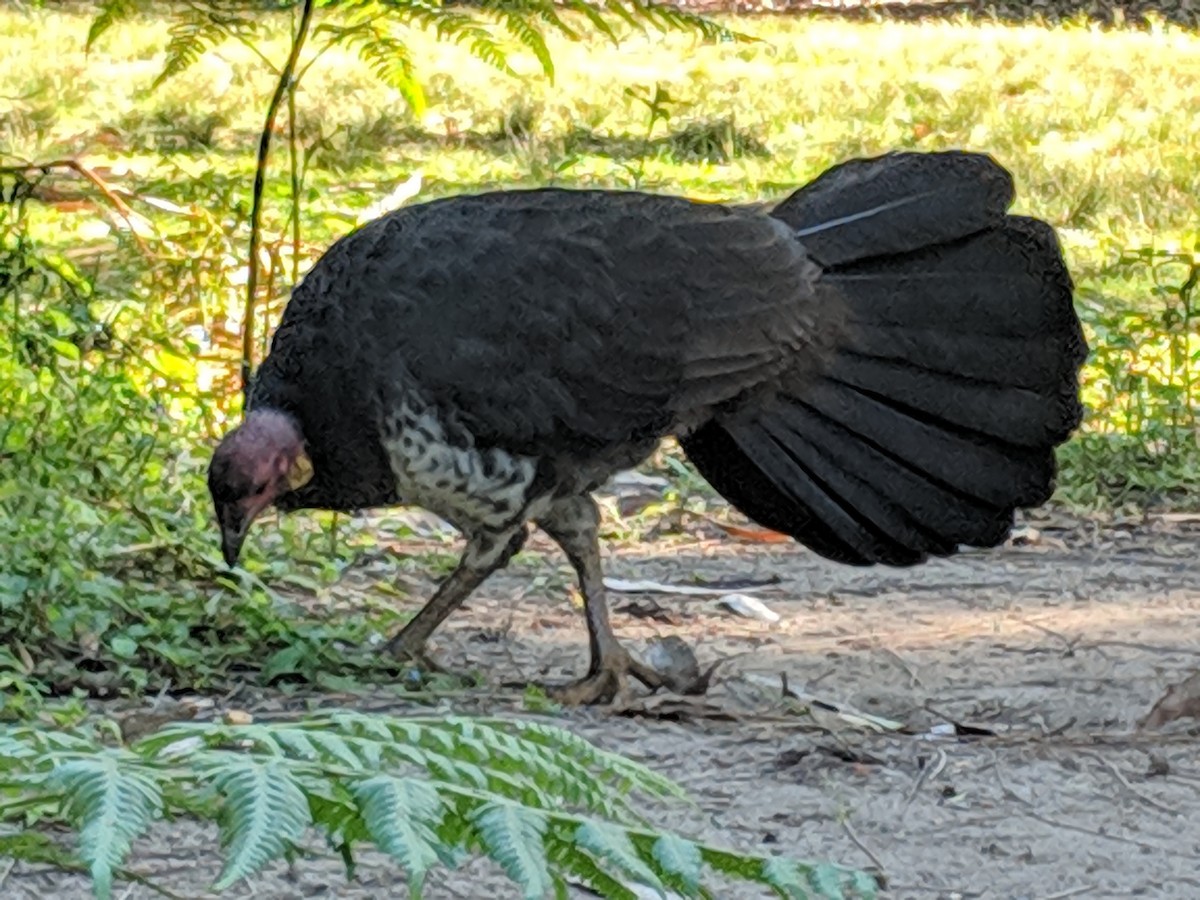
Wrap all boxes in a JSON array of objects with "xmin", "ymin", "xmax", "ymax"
[{"xmin": 544, "ymin": 647, "xmax": 663, "ymax": 707}]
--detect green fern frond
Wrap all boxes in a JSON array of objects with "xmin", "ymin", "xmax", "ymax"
[
  {"xmin": 557, "ymin": 0, "xmax": 620, "ymax": 45},
  {"xmin": 482, "ymin": 716, "xmax": 687, "ymax": 802},
  {"xmin": 3, "ymin": 716, "xmax": 877, "ymax": 899},
  {"xmin": 48, "ymin": 752, "xmax": 163, "ymax": 900},
  {"xmin": 408, "ymin": 9, "xmax": 516, "ymax": 76},
  {"xmin": 352, "ymin": 775, "xmax": 446, "ymax": 896},
  {"xmin": 200, "ymin": 754, "xmax": 312, "ymax": 890},
  {"xmin": 545, "ymin": 825, "xmax": 640, "ymax": 900},
  {"xmin": 356, "ymin": 33, "xmax": 427, "ymax": 116},
  {"xmin": 576, "ymin": 821, "xmax": 666, "ymax": 897},
  {"xmin": 490, "ymin": 9, "xmax": 556, "ymax": 80},
  {"xmin": 3, "ymin": 725, "xmax": 97, "ymax": 757},
  {"xmin": 0, "ymin": 733, "xmax": 40, "ymax": 764},
  {"xmin": 651, "ymin": 833, "xmax": 703, "ymax": 895},
  {"xmin": 628, "ymin": 0, "xmax": 744, "ymax": 43},
  {"xmin": 811, "ymin": 859, "xmax": 878, "ymax": 900},
  {"xmin": 318, "ymin": 713, "xmax": 652, "ymax": 819},
  {"xmin": 472, "ymin": 801, "xmax": 554, "ymax": 899},
  {"xmin": 762, "ymin": 855, "xmax": 815, "ymax": 899},
  {"xmin": 154, "ymin": 18, "xmax": 229, "ymax": 89},
  {"xmin": 86, "ymin": 0, "xmax": 146, "ymax": 52}
]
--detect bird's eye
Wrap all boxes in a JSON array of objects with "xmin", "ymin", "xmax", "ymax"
[{"xmin": 250, "ymin": 480, "xmax": 268, "ymax": 496}]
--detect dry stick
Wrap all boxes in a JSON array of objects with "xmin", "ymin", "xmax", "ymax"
[
  {"xmin": 1080, "ymin": 751, "xmax": 1179, "ymax": 816},
  {"xmin": 900, "ymin": 746, "xmax": 947, "ymax": 817},
  {"xmin": 840, "ymin": 818, "xmax": 886, "ymax": 875},
  {"xmin": 241, "ymin": 0, "xmax": 316, "ymax": 407},
  {"xmin": 988, "ymin": 754, "xmax": 1185, "ymax": 858},
  {"xmin": 1036, "ymin": 887, "xmax": 1096, "ymax": 900},
  {"xmin": 878, "ymin": 644, "xmax": 922, "ymax": 687},
  {"xmin": 0, "ymin": 159, "xmax": 153, "ymax": 257},
  {"xmin": 285, "ymin": 0, "xmax": 303, "ymax": 289}
]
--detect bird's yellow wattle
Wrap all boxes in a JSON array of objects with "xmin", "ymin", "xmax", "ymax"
[{"xmin": 286, "ymin": 451, "xmax": 313, "ymax": 491}]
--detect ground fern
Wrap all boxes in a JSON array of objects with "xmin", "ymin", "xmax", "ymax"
[{"xmin": 0, "ymin": 711, "xmax": 879, "ymax": 899}]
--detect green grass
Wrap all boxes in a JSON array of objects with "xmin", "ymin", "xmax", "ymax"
[
  {"xmin": 6, "ymin": 9, "xmax": 1198, "ymax": 453},
  {"xmin": 1, "ymin": 6, "xmax": 1198, "ymax": 705}
]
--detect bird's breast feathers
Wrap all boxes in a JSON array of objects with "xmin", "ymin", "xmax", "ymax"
[{"xmin": 381, "ymin": 399, "xmax": 539, "ymax": 533}]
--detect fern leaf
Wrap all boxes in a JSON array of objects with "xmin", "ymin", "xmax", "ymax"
[
  {"xmin": 761, "ymin": 856, "xmax": 812, "ymax": 898},
  {"xmin": 306, "ymin": 729, "xmax": 372, "ymax": 770},
  {"xmin": 264, "ymin": 726, "xmax": 321, "ymax": 761},
  {"xmin": 0, "ymin": 732, "xmax": 39, "ymax": 764},
  {"xmin": 806, "ymin": 861, "xmax": 858, "ymax": 898},
  {"xmin": 408, "ymin": 9, "xmax": 515, "ymax": 77},
  {"xmin": 849, "ymin": 868, "xmax": 881, "ymax": 899},
  {"xmin": 575, "ymin": 821, "xmax": 665, "ymax": 897},
  {"xmin": 204, "ymin": 755, "xmax": 311, "ymax": 890},
  {"xmin": 472, "ymin": 801, "xmax": 553, "ymax": 899},
  {"xmin": 154, "ymin": 18, "xmax": 227, "ymax": 89},
  {"xmin": 700, "ymin": 846, "xmax": 767, "ymax": 885},
  {"xmin": 354, "ymin": 31, "xmax": 427, "ymax": 116},
  {"xmin": 50, "ymin": 752, "xmax": 162, "ymax": 900},
  {"xmin": 328, "ymin": 713, "xmax": 647, "ymax": 818},
  {"xmin": 652, "ymin": 833, "xmax": 703, "ymax": 895},
  {"xmin": 494, "ymin": 718, "xmax": 686, "ymax": 803},
  {"xmin": 492, "ymin": 9, "xmax": 555, "ymax": 81},
  {"xmin": 352, "ymin": 775, "xmax": 446, "ymax": 895},
  {"xmin": 636, "ymin": 1, "xmax": 740, "ymax": 43},
  {"xmin": 558, "ymin": 0, "xmax": 620, "ymax": 44},
  {"xmin": 86, "ymin": 0, "xmax": 144, "ymax": 51},
  {"xmin": 545, "ymin": 827, "xmax": 639, "ymax": 900}
]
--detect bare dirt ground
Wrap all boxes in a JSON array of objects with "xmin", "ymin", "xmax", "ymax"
[{"xmin": 6, "ymin": 511, "xmax": 1200, "ymax": 900}]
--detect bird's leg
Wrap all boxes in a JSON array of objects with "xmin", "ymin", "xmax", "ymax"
[
  {"xmin": 537, "ymin": 495, "xmax": 662, "ymax": 706},
  {"xmin": 382, "ymin": 526, "xmax": 527, "ymax": 672}
]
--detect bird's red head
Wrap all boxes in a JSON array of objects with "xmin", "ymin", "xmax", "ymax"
[{"xmin": 207, "ymin": 409, "xmax": 312, "ymax": 567}]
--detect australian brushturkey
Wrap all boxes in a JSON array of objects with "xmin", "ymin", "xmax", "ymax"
[{"xmin": 208, "ymin": 151, "xmax": 1087, "ymax": 704}]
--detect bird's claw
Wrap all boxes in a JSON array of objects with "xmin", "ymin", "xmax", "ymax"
[{"xmin": 544, "ymin": 649, "xmax": 663, "ymax": 707}]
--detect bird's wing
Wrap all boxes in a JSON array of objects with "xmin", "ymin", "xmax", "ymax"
[{"xmin": 283, "ymin": 189, "xmax": 824, "ymax": 458}]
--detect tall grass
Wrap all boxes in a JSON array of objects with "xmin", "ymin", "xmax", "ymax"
[{"xmin": 4, "ymin": 8, "xmax": 1198, "ymax": 487}]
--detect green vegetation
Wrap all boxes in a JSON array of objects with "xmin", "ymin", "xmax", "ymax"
[
  {"xmin": 0, "ymin": 3, "xmax": 1197, "ymax": 893},
  {"xmin": 3, "ymin": 0, "xmax": 1199, "ymax": 697},
  {"xmin": 3, "ymin": 0, "xmax": 1198, "ymax": 703},
  {"xmin": 0, "ymin": 711, "xmax": 877, "ymax": 897}
]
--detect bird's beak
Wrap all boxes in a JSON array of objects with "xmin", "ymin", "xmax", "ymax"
[
  {"xmin": 219, "ymin": 509, "xmax": 249, "ymax": 568},
  {"xmin": 218, "ymin": 497, "xmax": 270, "ymax": 568}
]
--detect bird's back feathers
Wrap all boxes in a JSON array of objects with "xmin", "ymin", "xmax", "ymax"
[{"xmin": 251, "ymin": 190, "xmax": 828, "ymax": 507}]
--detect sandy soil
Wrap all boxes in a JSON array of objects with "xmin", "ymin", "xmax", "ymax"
[{"xmin": 5, "ymin": 511, "xmax": 1200, "ymax": 900}]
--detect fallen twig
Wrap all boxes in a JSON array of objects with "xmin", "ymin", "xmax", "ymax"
[
  {"xmin": 1080, "ymin": 751, "xmax": 1179, "ymax": 816},
  {"xmin": 840, "ymin": 817, "xmax": 886, "ymax": 876},
  {"xmin": 0, "ymin": 159, "xmax": 154, "ymax": 257}
]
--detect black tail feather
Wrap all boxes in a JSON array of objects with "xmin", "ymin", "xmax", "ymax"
[
  {"xmin": 769, "ymin": 150, "xmax": 1014, "ymax": 267},
  {"xmin": 680, "ymin": 153, "xmax": 1087, "ymax": 568}
]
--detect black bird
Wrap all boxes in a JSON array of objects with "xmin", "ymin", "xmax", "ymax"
[{"xmin": 208, "ymin": 151, "xmax": 1087, "ymax": 704}]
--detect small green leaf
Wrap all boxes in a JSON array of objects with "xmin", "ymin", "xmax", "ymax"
[
  {"xmin": 109, "ymin": 635, "xmax": 138, "ymax": 659},
  {"xmin": 46, "ymin": 338, "xmax": 81, "ymax": 361}
]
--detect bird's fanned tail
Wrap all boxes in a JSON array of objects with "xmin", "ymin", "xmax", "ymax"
[{"xmin": 679, "ymin": 152, "xmax": 1088, "ymax": 567}]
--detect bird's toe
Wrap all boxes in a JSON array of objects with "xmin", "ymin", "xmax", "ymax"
[{"xmin": 543, "ymin": 648, "xmax": 662, "ymax": 707}]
